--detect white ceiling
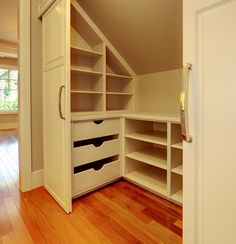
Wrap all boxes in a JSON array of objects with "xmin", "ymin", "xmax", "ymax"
[
  {"xmin": 0, "ymin": 0, "xmax": 18, "ymax": 42},
  {"xmin": 77, "ymin": 0, "xmax": 182, "ymax": 74}
]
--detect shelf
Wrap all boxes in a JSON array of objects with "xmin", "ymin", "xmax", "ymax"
[
  {"xmin": 172, "ymin": 142, "xmax": 183, "ymax": 150},
  {"xmin": 126, "ymin": 148, "xmax": 167, "ymax": 170},
  {"xmin": 71, "ymin": 90, "xmax": 103, "ymax": 95},
  {"xmin": 125, "ymin": 168, "xmax": 167, "ymax": 196},
  {"xmin": 71, "ymin": 93, "xmax": 103, "ymax": 112},
  {"xmin": 71, "ymin": 46, "xmax": 103, "ymax": 57},
  {"xmin": 106, "ymin": 73, "xmax": 132, "ymax": 80},
  {"xmin": 106, "ymin": 92, "xmax": 133, "ymax": 96},
  {"xmin": 171, "ymin": 165, "xmax": 183, "ymax": 175},
  {"xmin": 126, "ymin": 131, "xmax": 167, "ymax": 146},
  {"xmin": 71, "ymin": 67, "xmax": 103, "ymax": 76},
  {"xmin": 171, "ymin": 189, "xmax": 183, "ymax": 204}
]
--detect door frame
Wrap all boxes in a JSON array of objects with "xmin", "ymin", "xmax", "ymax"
[{"xmin": 18, "ymin": 0, "xmax": 32, "ymax": 192}]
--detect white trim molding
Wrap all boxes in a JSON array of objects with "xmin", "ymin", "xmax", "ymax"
[
  {"xmin": 18, "ymin": 0, "xmax": 32, "ymax": 192},
  {"xmin": 32, "ymin": 169, "xmax": 44, "ymax": 189}
]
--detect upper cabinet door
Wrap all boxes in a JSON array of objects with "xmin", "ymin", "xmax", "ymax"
[
  {"xmin": 183, "ymin": 0, "xmax": 236, "ymax": 243},
  {"xmin": 42, "ymin": 0, "xmax": 71, "ymax": 213},
  {"xmin": 43, "ymin": 0, "xmax": 64, "ymax": 67}
]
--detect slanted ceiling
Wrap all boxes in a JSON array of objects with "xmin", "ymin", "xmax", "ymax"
[{"xmin": 77, "ymin": 0, "xmax": 182, "ymax": 75}]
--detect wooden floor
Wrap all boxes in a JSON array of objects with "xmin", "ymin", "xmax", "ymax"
[{"xmin": 0, "ymin": 129, "xmax": 182, "ymax": 243}]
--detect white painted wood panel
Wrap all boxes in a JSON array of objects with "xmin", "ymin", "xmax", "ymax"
[
  {"xmin": 42, "ymin": 0, "xmax": 71, "ymax": 213},
  {"xmin": 43, "ymin": 0, "xmax": 64, "ymax": 67},
  {"xmin": 184, "ymin": 0, "xmax": 236, "ymax": 243},
  {"xmin": 43, "ymin": 66, "xmax": 71, "ymax": 212}
]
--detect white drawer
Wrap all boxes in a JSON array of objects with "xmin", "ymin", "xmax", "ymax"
[
  {"xmin": 73, "ymin": 139, "xmax": 120, "ymax": 167},
  {"xmin": 73, "ymin": 160, "xmax": 120, "ymax": 196},
  {"xmin": 73, "ymin": 119, "xmax": 120, "ymax": 141}
]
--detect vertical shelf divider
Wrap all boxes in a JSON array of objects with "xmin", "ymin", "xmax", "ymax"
[{"xmin": 167, "ymin": 122, "xmax": 172, "ymax": 197}]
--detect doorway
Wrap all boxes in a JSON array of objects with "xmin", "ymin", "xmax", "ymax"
[
  {"xmin": 0, "ymin": 0, "xmax": 32, "ymax": 192},
  {"xmin": 0, "ymin": 2, "xmax": 19, "ymax": 189}
]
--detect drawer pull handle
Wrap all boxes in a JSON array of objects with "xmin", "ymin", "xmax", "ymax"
[
  {"xmin": 93, "ymin": 140, "xmax": 104, "ymax": 147},
  {"xmin": 93, "ymin": 120, "xmax": 104, "ymax": 125},
  {"xmin": 93, "ymin": 161, "xmax": 104, "ymax": 171}
]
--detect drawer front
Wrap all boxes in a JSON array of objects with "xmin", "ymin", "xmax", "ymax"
[
  {"xmin": 73, "ymin": 160, "xmax": 120, "ymax": 196},
  {"xmin": 73, "ymin": 139, "xmax": 120, "ymax": 167},
  {"xmin": 73, "ymin": 119, "xmax": 120, "ymax": 141}
]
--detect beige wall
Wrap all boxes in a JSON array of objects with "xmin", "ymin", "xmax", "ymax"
[
  {"xmin": 135, "ymin": 69, "xmax": 182, "ymax": 116},
  {"xmin": 31, "ymin": 0, "xmax": 43, "ymax": 171}
]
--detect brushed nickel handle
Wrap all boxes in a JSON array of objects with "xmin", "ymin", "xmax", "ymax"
[
  {"xmin": 58, "ymin": 85, "xmax": 65, "ymax": 120},
  {"xmin": 180, "ymin": 63, "xmax": 192, "ymax": 143}
]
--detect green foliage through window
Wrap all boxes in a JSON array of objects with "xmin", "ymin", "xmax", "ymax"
[{"xmin": 0, "ymin": 68, "xmax": 18, "ymax": 111}]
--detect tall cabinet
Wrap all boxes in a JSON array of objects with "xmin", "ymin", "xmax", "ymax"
[
  {"xmin": 42, "ymin": 0, "xmax": 71, "ymax": 213},
  {"xmin": 41, "ymin": 0, "xmax": 183, "ymax": 213}
]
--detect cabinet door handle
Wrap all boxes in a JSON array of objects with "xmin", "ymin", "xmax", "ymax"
[
  {"xmin": 58, "ymin": 85, "xmax": 65, "ymax": 120},
  {"xmin": 180, "ymin": 63, "xmax": 192, "ymax": 143}
]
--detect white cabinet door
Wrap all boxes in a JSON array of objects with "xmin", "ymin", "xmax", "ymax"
[
  {"xmin": 183, "ymin": 0, "xmax": 236, "ymax": 243},
  {"xmin": 42, "ymin": 0, "xmax": 71, "ymax": 213}
]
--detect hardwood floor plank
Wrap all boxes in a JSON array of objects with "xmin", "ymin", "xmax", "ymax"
[
  {"xmin": 94, "ymin": 191, "xmax": 164, "ymax": 243},
  {"xmin": 1, "ymin": 232, "xmax": 18, "ymax": 244},
  {"xmin": 4, "ymin": 197, "xmax": 34, "ymax": 244},
  {"xmin": 0, "ymin": 199, "xmax": 12, "ymax": 236},
  {"xmin": 102, "ymin": 184, "xmax": 151, "ymax": 224},
  {"xmin": 117, "ymin": 181, "xmax": 182, "ymax": 219},
  {"xmin": 80, "ymin": 196, "xmax": 140, "ymax": 244},
  {"xmin": 174, "ymin": 219, "xmax": 183, "ymax": 229},
  {"xmin": 148, "ymin": 220, "xmax": 182, "ymax": 244}
]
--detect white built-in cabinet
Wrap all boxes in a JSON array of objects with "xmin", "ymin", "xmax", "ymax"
[{"xmin": 41, "ymin": 0, "xmax": 183, "ymax": 214}]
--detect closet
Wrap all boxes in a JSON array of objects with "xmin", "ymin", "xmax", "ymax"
[{"xmin": 40, "ymin": 0, "xmax": 183, "ymax": 214}]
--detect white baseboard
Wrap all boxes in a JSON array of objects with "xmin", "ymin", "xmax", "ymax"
[
  {"xmin": 31, "ymin": 169, "xmax": 44, "ymax": 189},
  {"xmin": 0, "ymin": 123, "xmax": 18, "ymax": 130}
]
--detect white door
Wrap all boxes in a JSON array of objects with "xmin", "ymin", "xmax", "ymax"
[
  {"xmin": 42, "ymin": 0, "xmax": 71, "ymax": 213},
  {"xmin": 183, "ymin": 0, "xmax": 236, "ymax": 243}
]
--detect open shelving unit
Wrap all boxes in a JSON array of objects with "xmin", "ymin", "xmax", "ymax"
[
  {"xmin": 70, "ymin": 1, "xmax": 134, "ymax": 115},
  {"xmin": 124, "ymin": 116, "xmax": 183, "ymax": 204}
]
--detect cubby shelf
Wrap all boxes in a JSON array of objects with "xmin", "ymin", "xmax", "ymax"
[
  {"xmin": 71, "ymin": 46, "xmax": 103, "ymax": 57},
  {"xmin": 126, "ymin": 131, "xmax": 167, "ymax": 146},
  {"xmin": 172, "ymin": 142, "xmax": 183, "ymax": 149},
  {"xmin": 126, "ymin": 147, "xmax": 167, "ymax": 170},
  {"xmin": 171, "ymin": 189, "xmax": 183, "ymax": 203},
  {"xmin": 106, "ymin": 73, "xmax": 132, "ymax": 80},
  {"xmin": 71, "ymin": 67, "xmax": 103, "ymax": 76},
  {"xmin": 125, "ymin": 169, "xmax": 167, "ymax": 196},
  {"xmin": 171, "ymin": 165, "xmax": 183, "ymax": 175}
]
